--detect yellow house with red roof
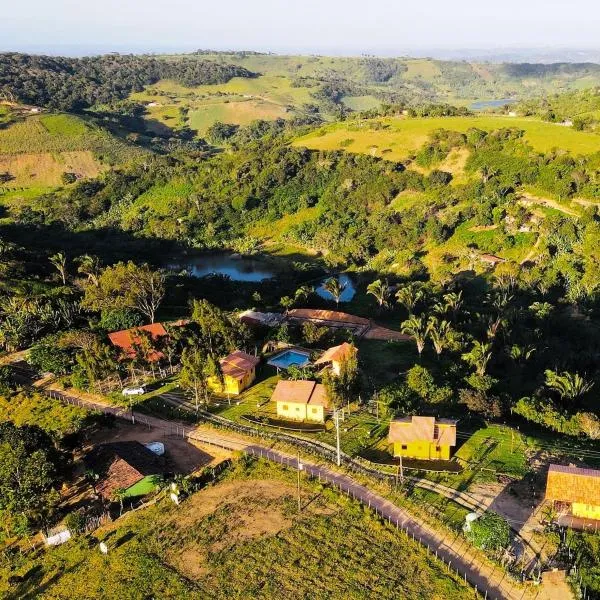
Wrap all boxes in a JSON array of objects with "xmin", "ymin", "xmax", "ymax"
[
  {"xmin": 208, "ymin": 350, "xmax": 260, "ymax": 395},
  {"xmin": 388, "ymin": 416, "xmax": 457, "ymax": 460}
]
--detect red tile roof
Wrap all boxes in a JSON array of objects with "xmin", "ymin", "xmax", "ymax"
[
  {"xmin": 85, "ymin": 442, "xmax": 164, "ymax": 499},
  {"xmin": 546, "ymin": 464, "xmax": 600, "ymax": 505},
  {"xmin": 388, "ymin": 416, "xmax": 457, "ymax": 446},
  {"xmin": 287, "ymin": 309, "xmax": 370, "ymax": 326},
  {"xmin": 314, "ymin": 342, "xmax": 357, "ymax": 365},
  {"xmin": 108, "ymin": 323, "xmax": 167, "ymax": 362},
  {"xmin": 220, "ymin": 350, "xmax": 260, "ymax": 380},
  {"xmin": 271, "ymin": 380, "xmax": 330, "ymax": 408}
]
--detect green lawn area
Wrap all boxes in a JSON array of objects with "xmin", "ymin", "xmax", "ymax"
[
  {"xmin": 294, "ymin": 115, "xmax": 600, "ymax": 159},
  {"xmin": 342, "ymin": 95, "xmax": 382, "ymax": 111}
]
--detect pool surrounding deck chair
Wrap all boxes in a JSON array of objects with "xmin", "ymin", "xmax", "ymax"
[{"xmin": 267, "ymin": 349, "xmax": 311, "ymax": 369}]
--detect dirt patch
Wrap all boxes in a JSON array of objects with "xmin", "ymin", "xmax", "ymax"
[
  {"xmin": 87, "ymin": 421, "xmax": 220, "ymax": 474},
  {"xmin": 166, "ymin": 479, "xmax": 321, "ymax": 580}
]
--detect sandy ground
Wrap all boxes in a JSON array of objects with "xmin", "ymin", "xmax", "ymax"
[{"xmin": 87, "ymin": 420, "xmax": 231, "ymax": 474}]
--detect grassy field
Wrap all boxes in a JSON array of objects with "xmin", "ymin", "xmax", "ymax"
[
  {"xmin": 293, "ymin": 115, "xmax": 600, "ymax": 159},
  {"xmin": 0, "ymin": 113, "xmax": 144, "ymax": 193},
  {"xmin": 1, "ymin": 459, "xmax": 473, "ymax": 599},
  {"xmin": 131, "ymin": 75, "xmax": 315, "ymax": 135}
]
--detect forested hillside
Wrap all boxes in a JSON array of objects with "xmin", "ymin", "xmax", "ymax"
[{"xmin": 0, "ymin": 53, "xmax": 256, "ymax": 110}]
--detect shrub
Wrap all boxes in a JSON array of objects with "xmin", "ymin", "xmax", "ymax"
[{"xmin": 466, "ymin": 511, "xmax": 510, "ymax": 551}]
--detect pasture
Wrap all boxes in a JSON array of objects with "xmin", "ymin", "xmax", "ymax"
[{"xmin": 294, "ymin": 115, "xmax": 600, "ymax": 158}]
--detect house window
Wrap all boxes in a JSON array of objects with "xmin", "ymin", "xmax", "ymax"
[
  {"xmin": 311, "ymin": 408, "xmax": 318, "ymax": 414},
  {"xmin": 296, "ymin": 407, "xmax": 300, "ymax": 412},
  {"xmin": 401, "ymin": 445, "xmax": 408, "ymax": 450},
  {"xmin": 436, "ymin": 446, "xmax": 441, "ymax": 452},
  {"xmin": 282, "ymin": 405, "xmax": 288, "ymax": 410}
]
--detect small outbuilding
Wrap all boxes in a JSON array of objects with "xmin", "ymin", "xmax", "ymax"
[
  {"xmin": 388, "ymin": 416, "xmax": 457, "ymax": 460},
  {"xmin": 209, "ymin": 350, "xmax": 260, "ymax": 395},
  {"xmin": 314, "ymin": 342, "xmax": 357, "ymax": 376},
  {"xmin": 545, "ymin": 464, "xmax": 600, "ymax": 521},
  {"xmin": 271, "ymin": 379, "xmax": 330, "ymax": 423},
  {"xmin": 85, "ymin": 441, "xmax": 165, "ymax": 500}
]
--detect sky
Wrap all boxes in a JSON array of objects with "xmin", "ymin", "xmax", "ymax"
[{"xmin": 3, "ymin": 0, "xmax": 600, "ymax": 57}]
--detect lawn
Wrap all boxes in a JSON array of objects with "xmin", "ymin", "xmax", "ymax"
[
  {"xmin": 293, "ymin": 115, "xmax": 600, "ymax": 159},
  {"xmin": 0, "ymin": 459, "xmax": 473, "ymax": 599}
]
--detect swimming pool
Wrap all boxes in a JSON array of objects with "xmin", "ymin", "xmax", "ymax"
[{"xmin": 268, "ymin": 349, "xmax": 311, "ymax": 369}]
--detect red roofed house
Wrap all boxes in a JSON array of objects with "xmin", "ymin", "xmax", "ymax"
[
  {"xmin": 545, "ymin": 464, "xmax": 600, "ymax": 521},
  {"xmin": 108, "ymin": 323, "xmax": 168, "ymax": 362},
  {"xmin": 84, "ymin": 441, "xmax": 165, "ymax": 500},
  {"xmin": 208, "ymin": 350, "xmax": 260, "ymax": 395},
  {"xmin": 388, "ymin": 416, "xmax": 457, "ymax": 460},
  {"xmin": 313, "ymin": 342, "xmax": 357, "ymax": 376},
  {"xmin": 271, "ymin": 379, "xmax": 330, "ymax": 423}
]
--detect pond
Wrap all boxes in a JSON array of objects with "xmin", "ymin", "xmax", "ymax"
[
  {"xmin": 167, "ymin": 253, "xmax": 276, "ymax": 282},
  {"xmin": 470, "ymin": 98, "xmax": 516, "ymax": 111},
  {"xmin": 315, "ymin": 273, "xmax": 356, "ymax": 302}
]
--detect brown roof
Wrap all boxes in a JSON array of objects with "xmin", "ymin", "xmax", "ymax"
[
  {"xmin": 85, "ymin": 442, "xmax": 164, "ymax": 499},
  {"xmin": 220, "ymin": 350, "xmax": 260, "ymax": 380},
  {"xmin": 388, "ymin": 416, "xmax": 457, "ymax": 446},
  {"xmin": 287, "ymin": 309, "xmax": 370, "ymax": 326},
  {"xmin": 108, "ymin": 323, "xmax": 168, "ymax": 362},
  {"xmin": 314, "ymin": 342, "xmax": 357, "ymax": 365},
  {"xmin": 545, "ymin": 464, "xmax": 600, "ymax": 505},
  {"xmin": 480, "ymin": 254, "xmax": 506, "ymax": 265},
  {"xmin": 271, "ymin": 379, "xmax": 330, "ymax": 408}
]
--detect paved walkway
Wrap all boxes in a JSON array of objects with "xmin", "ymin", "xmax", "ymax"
[{"xmin": 44, "ymin": 388, "xmax": 538, "ymax": 600}]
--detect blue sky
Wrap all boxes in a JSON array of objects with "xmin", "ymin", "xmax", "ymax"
[{"xmin": 3, "ymin": 0, "xmax": 600, "ymax": 56}]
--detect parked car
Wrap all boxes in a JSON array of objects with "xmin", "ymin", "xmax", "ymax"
[{"xmin": 122, "ymin": 386, "xmax": 145, "ymax": 396}]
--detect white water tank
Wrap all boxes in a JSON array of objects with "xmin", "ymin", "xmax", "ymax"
[{"xmin": 145, "ymin": 442, "xmax": 165, "ymax": 456}]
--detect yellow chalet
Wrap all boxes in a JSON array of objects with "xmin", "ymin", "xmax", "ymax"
[
  {"xmin": 209, "ymin": 350, "xmax": 260, "ymax": 395},
  {"xmin": 272, "ymin": 380, "xmax": 330, "ymax": 424},
  {"xmin": 388, "ymin": 416, "xmax": 457, "ymax": 460},
  {"xmin": 313, "ymin": 342, "xmax": 357, "ymax": 376},
  {"xmin": 545, "ymin": 464, "xmax": 600, "ymax": 521}
]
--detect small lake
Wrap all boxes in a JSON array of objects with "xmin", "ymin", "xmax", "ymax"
[
  {"xmin": 470, "ymin": 98, "xmax": 516, "ymax": 111},
  {"xmin": 168, "ymin": 253, "xmax": 276, "ymax": 282},
  {"xmin": 315, "ymin": 274, "xmax": 356, "ymax": 302}
]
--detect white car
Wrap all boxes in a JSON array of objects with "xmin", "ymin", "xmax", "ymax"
[{"xmin": 122, "ymin": 386, "xmax": 145, "ymax": 396}]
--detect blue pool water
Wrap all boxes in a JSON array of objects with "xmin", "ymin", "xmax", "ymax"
[{"xmin": 268, "ymin": 350, "xmax": 311, "ymax": 369}]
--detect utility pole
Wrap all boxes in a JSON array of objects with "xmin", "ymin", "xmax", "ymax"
[
  {"xmin": 333, "ymin": 409, "xmax": 342, "ymax": 466},
  {"xmin": 397, "ymin": 454, "xmax": 404, "ymax": 488},
  {"xmin": 297, "ymin": 451, "xmax": 303, "ymax": 513}
]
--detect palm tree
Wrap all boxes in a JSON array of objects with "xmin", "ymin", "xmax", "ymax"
[
  {"xmin": 76, "ymin": 254, "xmax": 101, "ymax": 287},
  {"xmin": 49, "ymin": 252, "xmax": 67, "ymax": 285},
  {"xmin": 395, "ymin": 283, "xmax": 423, "ymax": 316},
  {"xmin": 426, "ymin": 317, "xmax": 452, "ymax": 357},
  {"xmin": 323, "ymin": 277, "xmax": 346, "ymax": 308},
  {"xmin": 544, "ymin": 370, "xmax": 594, "ymax": 402},
  {"xmin": 443, "ymin": 291, "xmax": 463, "ymax": 321},
  {"xmin": 367, "ymin": 279, "xmax": 390, "ymax": 312},
  {"xmin": 401, "ymin": 316, "xmax": 427, "ymax": 358},
  {"xmin": 461, "ymin": 340, "xmax": 492, "ymax": 376}
]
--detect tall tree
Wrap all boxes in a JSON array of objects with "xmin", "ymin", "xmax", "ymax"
[
  {"xmin": 75, "ymin": 254, "xmax": 102, "ymax": 287},
  {"xmin": 82, "ymin": 262, "xmax": 165, "ymax": 324},
  {"xmin": 426, "ymin": 317, "xmax": 452, "ymax": 357},
  {"xmin": 401, "ymin": 316, "xmax": 427, "ymax": 358}
]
